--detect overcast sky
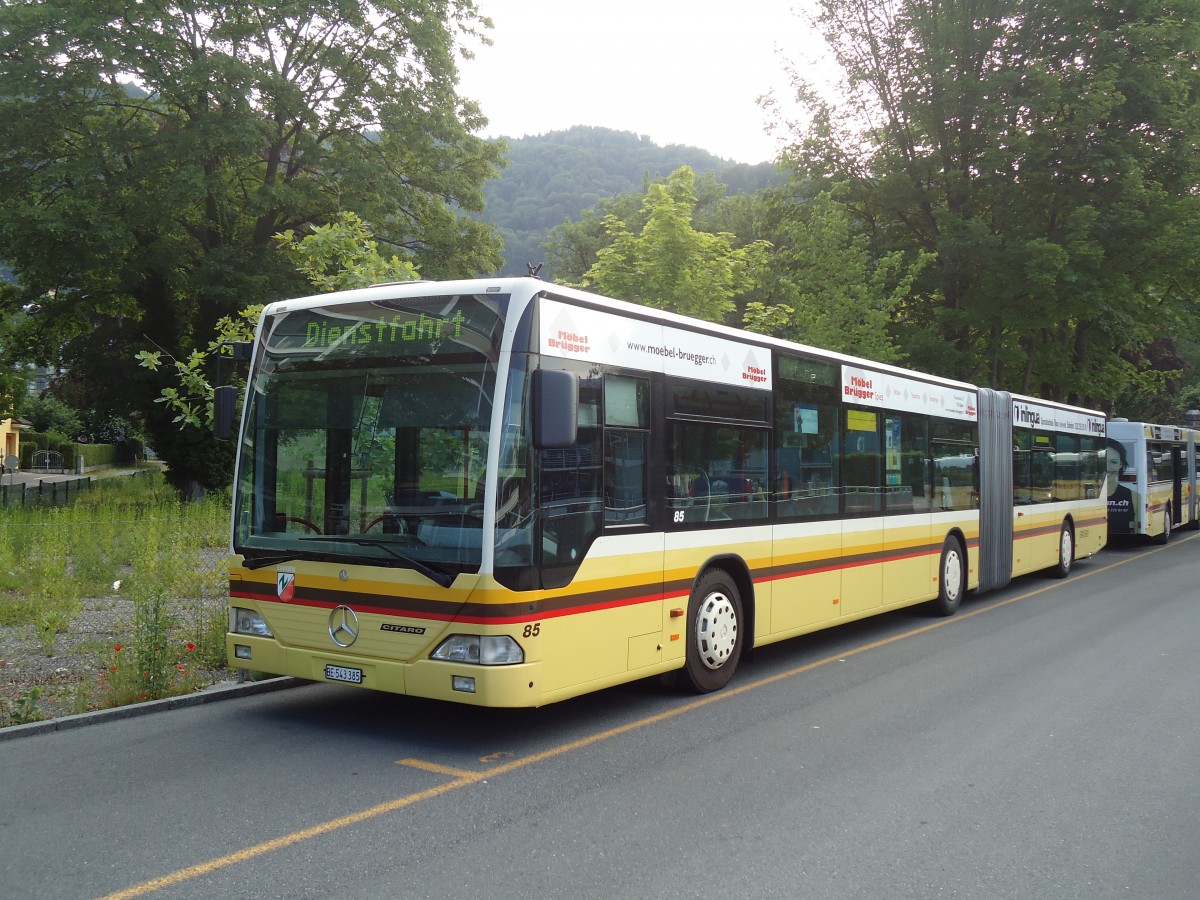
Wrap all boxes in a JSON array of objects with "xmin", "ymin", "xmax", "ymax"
[{"xmin": 457, "ymin": 0, "xmax": 826, "ymax": 165}]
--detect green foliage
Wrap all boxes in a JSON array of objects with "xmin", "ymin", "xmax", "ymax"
[
  {"xmin": 135, "ymin": 305, "xmax": 261, "ymax": 432},
  {"xmin": 1, "ymin": 688, "xmax": 44, "ymax": 727},
  {"xmin": 274, "ymin": 211, "xmax": 421, "ymax": 293},
  {"xmin": 486, "ymin": 127, "xmax": 780, "ymax": 279},
  {"xmin": 0, "ymin": 323, "xmax": 27, "ymax": 415},
  {"xmin": 81, "ymin": 414, "xmax": 140, "ymax": 446},
  {"xmin": 579, "ymin": 167, "xmax": 771, "ymax": 323},
  {"xmin": 148, "ymin": 413, "xmax": 236, "ymax": 497},
  {"xmin": 782, "ymin": 0, "xmax": 1200, "ymax": 409},
  {"xmin": 37, "ymin": 609, "xmax": 73, "ymax": 657},
  {"xmin": 745, "ymin": 185, "xmax": 927, "ymax": 363},
  {"xmin": 543, "ymin": 194, "xmax": 648, "ymax": 286},
  {"xmin": 135, "ymin": 210, "xmax": 421, "ymax": 493},
  {"xmin": 0, "ymin": 595, "xmax": 37, "ymax": 627},
  {"xmin": 19, "ymin": 396, "xmax": 82, "ymax": 437},
  {"xmin": 21, "ymin": 510, "xmax": 80, "ymax": 645},
  {"xmin": 0, "ymin": 1, "xmax": 505, "ymax": 492},
  {"xmin": 95, "ymin": 638, "xmax": 204, "ymax": 708}
]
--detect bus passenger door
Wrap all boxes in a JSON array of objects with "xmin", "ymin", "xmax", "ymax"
[
  {"xmin": 769, "ymin": 523, "xmax": 842, "ymax": 633},
  {"xmin": 882, "ymin": 414, "xmax": 933, "ymax": 606},
  {"xmin": 840, "ymin": 408, "xmax": 883, "ymax": 616},
  {"xmin": 841, "ymin": 519, "xmax": 883, "ymax": 615}
]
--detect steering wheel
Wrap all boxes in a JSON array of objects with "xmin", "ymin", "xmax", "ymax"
[
  {"xmin": 363, "ymin": 514, "xmax": 405, "ymax": 533},
  {"xmin": 282, "ymin": 516, "xmax": 321, "ymax": 534}
]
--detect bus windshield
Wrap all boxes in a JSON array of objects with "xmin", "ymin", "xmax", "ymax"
[{"xmin": 232, "ymin": 292, "xmax": 508, "ymax": 580}]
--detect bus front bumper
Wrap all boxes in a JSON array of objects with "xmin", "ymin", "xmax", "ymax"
[{"xmin": 226, "ymin": 634, "xmax": 543, "ymax": 707}]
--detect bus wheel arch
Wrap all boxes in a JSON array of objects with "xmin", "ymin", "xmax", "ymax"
[
  {"xmin": 929, "ymin": 533, "xmax": 966, "ymax": 617},
  {"xmin": 697, "ymin": 555, "xmax": 756, "ymax": 650},
  {"xmin": 680, "ymin": 558, "xmax": 750, "ymax": 693},
  {"xmin": 1050, "ymin": 517, "xmax": 1075, "ymax": 578}
]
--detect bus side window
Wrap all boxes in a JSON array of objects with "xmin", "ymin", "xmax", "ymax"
[
  {"xmin": 669, "ymin": 421, "xmax": 768, "ymax": 524},
  {"xmin": 1055, "ymin": 434, "xmax": 1080, "ymax": 501},
  {"xmin": 884, "ymin": 413, "xmax": 928, "ymax": 514},
  {"xmin": 773, "ymin": 355, "xmax": 839, "ymax": 521},
  {"xmin": 1012, "ymin": 429, "xmax": 1033, "ymax": 505},
  {"xmin": 602, "ymin": 375, "xmax": 650, "ymax": 526},
  {"xmin": 930, "ymin": 418, "xmax": 978, "ymax": 511}
]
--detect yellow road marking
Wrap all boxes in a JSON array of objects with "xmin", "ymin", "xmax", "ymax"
[
  {"xmin": 99, "ymin": 775, "xmax": 479, "ymax": 900},
  {"xmin": 100, "ymin": 537, "xmax": 1190, "ymax": 899},
  {"xmin": 396, "ymin": 758, "xmax": 480, "ymax": 778}
]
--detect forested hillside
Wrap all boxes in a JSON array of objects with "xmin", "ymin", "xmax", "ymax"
[{"xmin": 482, "ymin": 126, "xmax": 779, "ymax": 278}]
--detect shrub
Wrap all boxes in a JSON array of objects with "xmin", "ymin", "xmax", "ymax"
[{"xmin": 20, "ymin": 395, "xmax": 82, "ymax": 436}]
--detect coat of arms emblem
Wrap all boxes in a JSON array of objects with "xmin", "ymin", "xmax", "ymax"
[{"xmin": 277, "ymin": 571, "xmax": 296, "ymax": 602}]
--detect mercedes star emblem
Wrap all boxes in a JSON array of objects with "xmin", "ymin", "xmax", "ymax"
[{"xmin": 328, "ymin": 605, "xmax": 360, "ymax": 647}]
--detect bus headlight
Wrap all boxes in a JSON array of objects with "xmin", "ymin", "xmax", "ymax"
[
  {"xmin": 431, "ymin": 634, "xmax": 524, "ymax": 665},
  {"xmin": 231, "ymin": 607, "xmax": 273, "ymax": 638}
]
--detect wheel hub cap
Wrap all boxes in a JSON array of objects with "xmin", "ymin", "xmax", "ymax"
[
  {"xmin": 944, "ymin": 554, "xmax": 962, "ymax": 600},
  {"xmin": 696, "ymin": 593, "xmax": 737, "ymax": 670}
]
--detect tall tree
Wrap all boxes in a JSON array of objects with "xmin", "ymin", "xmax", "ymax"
[
  {"xmin": 137, "ymin": 211, "xmax": 419, "ymax": 434},
  {"xmin": 544, "ymin": 170, "xmax": 740, "ymax": 286},
  {"xmin": 782, "ymin": 0, "xmax": 1200, "ymax": 409},
  {"xmin": 0, "ymin": 1, "xmax": 504, "ymax": 492},
  {"xmin": 575, "ymin": 167, "xmax": 770, "ymax": 323},
  {"xmin": 745, "ymin": 183, "xmax": 928, "ymax": 363}
]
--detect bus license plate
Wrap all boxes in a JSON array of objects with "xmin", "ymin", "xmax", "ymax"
[{"xmin": 325, "ymin": 664, "xmax": 363, "ymax": 684}]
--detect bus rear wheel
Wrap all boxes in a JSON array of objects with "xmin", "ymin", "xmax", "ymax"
[
  {"xmin": 681, "ymin": 569, "xmax": 743, "ymax": 693},
  {"xmin": 1051, "ymin": 522, "xmax": 1074, "ymax": 578},
  {"xmin": 929, "ymin": 536, "xmax": 965, "ymax": 617},
  {"xmin": 1155, "ymin": 508, "xmax": 1172, "ymax": 545}
]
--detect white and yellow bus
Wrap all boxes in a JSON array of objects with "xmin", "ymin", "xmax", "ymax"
[
  {"xmin": 1105, "ymin": 419, "xmax": 1199, "ymax": 542},
  {"xmin": 224, "ymin": 278, "xmax": 1107, "ymax": 706}
]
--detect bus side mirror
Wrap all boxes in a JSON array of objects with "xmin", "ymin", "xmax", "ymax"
[
  {"xmin": 213, "ymin": 385, "xmax": 238, "ymax": 441},
  {"xmin": 533, "ymin": 369, "xmax": 578, "ymax": 449},
  {"xmin": 211, "ymin": 341, "xmax": 252, "ymax": 441}
]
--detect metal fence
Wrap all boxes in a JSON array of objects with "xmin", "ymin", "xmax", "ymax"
[
  {"xmin": 0, "ymin": 501, "xmax": 231, "ymax": 614},
  {"xmin": 0, "ymin": 477, "xmax": 94, "ymax": 508}
]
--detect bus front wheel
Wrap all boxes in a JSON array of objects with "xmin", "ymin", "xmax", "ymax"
[
  {"xmin": 930, "ymin": 536, "xmax": 965, "ymax": 617},
  {"xmin": 1051, "ymin": 522, "xmax": 1074, "ymax": 578},
  {"xmin": 681, "ymin": 569, "xmax": 743, "ymax": 693}
]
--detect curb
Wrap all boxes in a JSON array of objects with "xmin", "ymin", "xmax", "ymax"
[{"xmin": 0, "ymin": 676, "xmax": 306, "ymax": 743}]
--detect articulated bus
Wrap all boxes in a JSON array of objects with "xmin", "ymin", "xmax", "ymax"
[
  {"xmin": 224, "ymin": 277, "xmax": 1107, "ymax": 706},
  {"xmin": 1105, "ymin": 419, "xmax": 1199, "ymax": 542}
]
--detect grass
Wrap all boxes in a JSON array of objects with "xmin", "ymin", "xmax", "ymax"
[{"xmin": 0, "ymin": 471, "xmax": 233, "ymax": 726}]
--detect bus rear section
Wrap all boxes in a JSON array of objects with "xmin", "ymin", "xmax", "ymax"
[{"xmin": 1003, "ymin": 394, "xmax": 1108, "ymax": 579}]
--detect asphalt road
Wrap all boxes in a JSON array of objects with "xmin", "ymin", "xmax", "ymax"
[{"xmin": 2, "ymin": 535, "xmax": 1198, "ymax": 900}]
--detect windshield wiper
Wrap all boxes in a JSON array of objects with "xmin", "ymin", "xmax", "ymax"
[
  {"xmin": 241, "ymin": 550, "xmax": 344, "ymax": 571},
  {"xmin": 262, "ymin": 536, "xmax": 456, "ymax": 588}
]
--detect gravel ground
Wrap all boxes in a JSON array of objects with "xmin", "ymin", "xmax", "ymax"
[
  {"xmin": 1, "ymin": 465, "xmax": 237, "ymax": 726},
  {"xmin": 0, "ymin": 581, "xmax": 234, "ymax": 726}
]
